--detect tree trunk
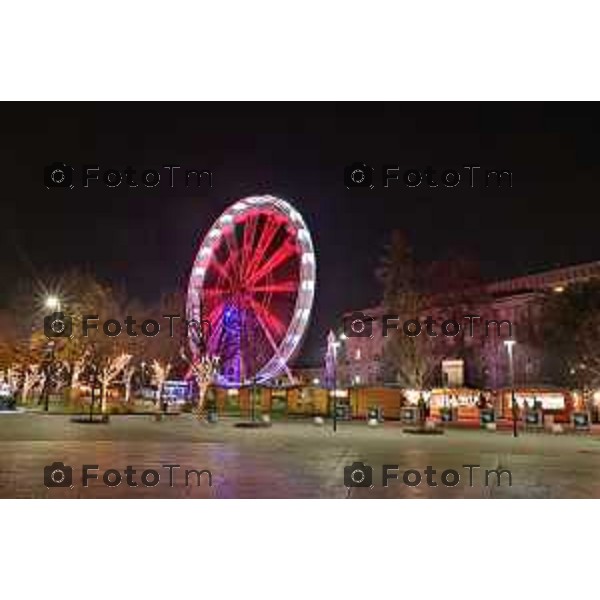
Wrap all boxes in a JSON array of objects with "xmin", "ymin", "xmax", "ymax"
[
  {"xmin": 101, "ymin": 381, "xmax": 108, "ymax": 414},
  {"xmin": 196, "ymin": 383, "xmax": 210, "ymax": 420},
  {"xmin": 69, "ymin": 361, "xmax": 83, "ymax": 405},
  {"xmin": 125, "ymin": 375, "xmax": 132, "ymax": 404},
  {"xmin": 71, "ymin": 362, "xmax": 80, "ymax": 389},
  {"xmin": 22, "ymin": 378, "xmax": 33, "ymax": 403}
]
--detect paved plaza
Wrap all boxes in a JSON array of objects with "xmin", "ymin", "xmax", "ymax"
[{"xmin": 1, "ymin": 413, "xmax": 600, "ymax": 498}]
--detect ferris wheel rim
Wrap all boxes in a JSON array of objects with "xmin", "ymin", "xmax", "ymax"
[{"xmin": 186, "ymin": 195, "xmax": 316, "ymax": 386}]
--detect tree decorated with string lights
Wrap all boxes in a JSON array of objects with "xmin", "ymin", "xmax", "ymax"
[
  {"xmin": 97, "ymin": 352, "xmax": 132, "ymax": 413},
  {"xmin": 180, "ymin": 349, "xmax": 220, "ymax": 418}
]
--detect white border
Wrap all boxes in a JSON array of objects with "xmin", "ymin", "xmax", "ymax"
[
  {"xmin": 2, "ymin": 2, "xmax": 599, "ymax": 100},
  {"xmin": 4, "ymin": 501, "xmax": 599, "ymax": 599}
]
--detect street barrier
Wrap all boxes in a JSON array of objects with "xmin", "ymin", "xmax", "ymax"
[
  {"xmin": 525, "ymin": 409, "xmax": 544, "ymax": 431},
  {"xmin": 367, "ymin": 406, "xmax": 384, "ymax": 423},
  {"xmin": 572, "ymin": 411, "xmax": 591, "ymax": 432},
  {"xmin": 335, "ymin": 403, "xmax": 352, "ymax": 421},
  {"xmin": 440, "ymin": 408, "xmax": 456, "ymax": 423},
  {"xmin": 480, "ymin": 408, "xmax": 495, "ymax": 427},
  {"xmin": 401, "ymin": 406, "xmax": 419, "ymax": 423}
]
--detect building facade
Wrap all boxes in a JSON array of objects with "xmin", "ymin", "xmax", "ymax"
[{"xmin": 336, "ymin": 260, "xmax": 600, "ymax": 390}]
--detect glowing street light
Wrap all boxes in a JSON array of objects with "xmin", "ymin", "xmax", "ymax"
[
  {"xmin": 45, "ymin": 296, "xmax": 61, "ymax": 311},
  {"xmin": 43, "ymin": 295, "xmax": 61, "ymax": 413}
]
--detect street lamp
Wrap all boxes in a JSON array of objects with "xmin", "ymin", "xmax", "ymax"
[
  {"xmin": 326, "ymin": 330, "xmax": 342, "ymax": 432},
  {"xmin": 45, "ymin": 296, "xmax": 61, "ymax": 311},
  {"xmin": 43, "ymin": 295, "xmax": 62, "ymax": 412},
  {"xmin": 504, "ymin": 339, "xmax": 517, "ymax": 437},
  {"xmin": 332, "ymin": 338, "xmax": 341, "ymax": 432}
]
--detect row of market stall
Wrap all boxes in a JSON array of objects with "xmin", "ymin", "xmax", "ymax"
[{"xmin": 201, "ymin": 384, "xmax": 596, "ymax": 426}]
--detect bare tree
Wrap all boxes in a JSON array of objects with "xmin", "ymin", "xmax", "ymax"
[
  {"xmin": 97, "ymin": 353, "xmax": 132, "ymax": 413},
  {"xmin": 6, "ymin": 365, "xmax": 21, "ymax": 391},
  {"xmin": 181, "ymin": 352, "xmax": 220, "ymax": 418},
  {"xmin": 123, "ymin": 364, "xmax": 136, "ymax": 404},
  {"xmin": 376, "ymin": 231, "xmax": 439, "ymax": 388},
  {"xmin": 22, "ymin": 364, "xmax": 44, "ymax": 403},
  {"xmin": 542, "ymin": 281, "xmax": 600, "ymax": 395},
  {"xmin": 150, "ymin": 359, "xmax": 171, "ymax": 407},
  {"xmin": 67, "ymin": 350, "xmax": 89, "ymax": 398}
]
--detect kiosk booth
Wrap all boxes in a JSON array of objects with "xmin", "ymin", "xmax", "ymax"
[
  {"xmin": 493, "ymin": 387, "xmax": 573, "ymax": 423},
  {"xmin": 429, "ymin": 388, "xmax": 482, "ymax": 424}
]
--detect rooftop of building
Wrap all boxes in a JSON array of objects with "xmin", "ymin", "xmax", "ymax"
[{"xmin": 343, "ymin": 259, "xmax": 600, "ymax": 318}]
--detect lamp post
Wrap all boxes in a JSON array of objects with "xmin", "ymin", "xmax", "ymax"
[
  {"xmin": 504, "ymin": 339, "xmax": 517, "ymax": 437},
  {"xmin": 89, "ymin": 362, "xmax": 98, "ymax": 422},
  {"xmin": 326, "ymin": 330, "xmax": 342, "ymax": 432},
  {"xmin": 44, "ymin": 296, "xmax": 61, "ymax": 412},
  {"xmin": 332, "ymin": 338, "xmax": 341, "ymax": 433}
]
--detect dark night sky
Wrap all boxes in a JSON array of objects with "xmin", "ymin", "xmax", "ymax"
[{"xmin": 1, "ymin": 102, "xmax": 599, "ymax": 363}]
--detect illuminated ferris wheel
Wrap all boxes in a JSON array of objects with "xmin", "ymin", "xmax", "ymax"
[{"xmin": 186, "ymin": 195, "xmax": 316, "ymax": 386}]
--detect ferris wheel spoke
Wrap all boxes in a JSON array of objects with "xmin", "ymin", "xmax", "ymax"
[
  {"xmin": 209, "ymin": 315, "xmax": 226, "ymax": 352},
  {"xmin": 250, "ymin": 280, "xmax": 299, "ymax": 294},
  {"xmin": 247, "ymin": 241, "xmax": 297, "ymax": 286},
  {"xmin": 250, "ymin": 301, "xmax": 295, "ymax": 382},
  {"xmin": 223, "ymin": 226, "xmax": 242, "ymax": 270},
  {"xmin": 252, "ymin": 307, "xmax": 283, "ymax": 352},
  {"xmin": 243, "ymin": 214, "xmax": 283, "ymax": 280},
  {"xmin": 240, "ymin": 214, "xmax": 259, "ymax": 279},
  {"xmin": 189, "ymin": 302, "xmax": 223, "ymax": 352},
  {"xmin": 205, "ymin": 302, "xmax": 226, "ymax": 328},
  {"xmin": 198, "ymin": 302, "xmax": 224, "ymax": 348},
  {"xmin": 249, "ymin": 298, "xmax": 286, "ymax": 340},
  {"xmin": 211, "ymin": 242, "xmax": 245, "ymax": 286},
  {"xmin": 205, "ymin": 229, "xmax": 239, "ymax": 286},
  {"xmin": 209, "ymin": 254, "xmax": 234, "ymax": 283}
]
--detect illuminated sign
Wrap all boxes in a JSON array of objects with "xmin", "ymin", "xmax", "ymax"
[{"xmin": 514, "ymin": 394, "xmax": 564, "ymax": 410}]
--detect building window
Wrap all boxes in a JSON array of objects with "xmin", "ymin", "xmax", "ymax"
[{"xmin": 355, "ymin": 348, "xmax": 361, "ymax": 361}]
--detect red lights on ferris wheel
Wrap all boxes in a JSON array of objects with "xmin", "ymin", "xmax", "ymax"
[{"xmin": 186, "ymin": 195, "xmax": 316, "ymax": 386}]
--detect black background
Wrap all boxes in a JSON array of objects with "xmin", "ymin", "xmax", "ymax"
[{"xmin": 2, "ymin": 102, "xmax": 599, "ymax": 363}]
